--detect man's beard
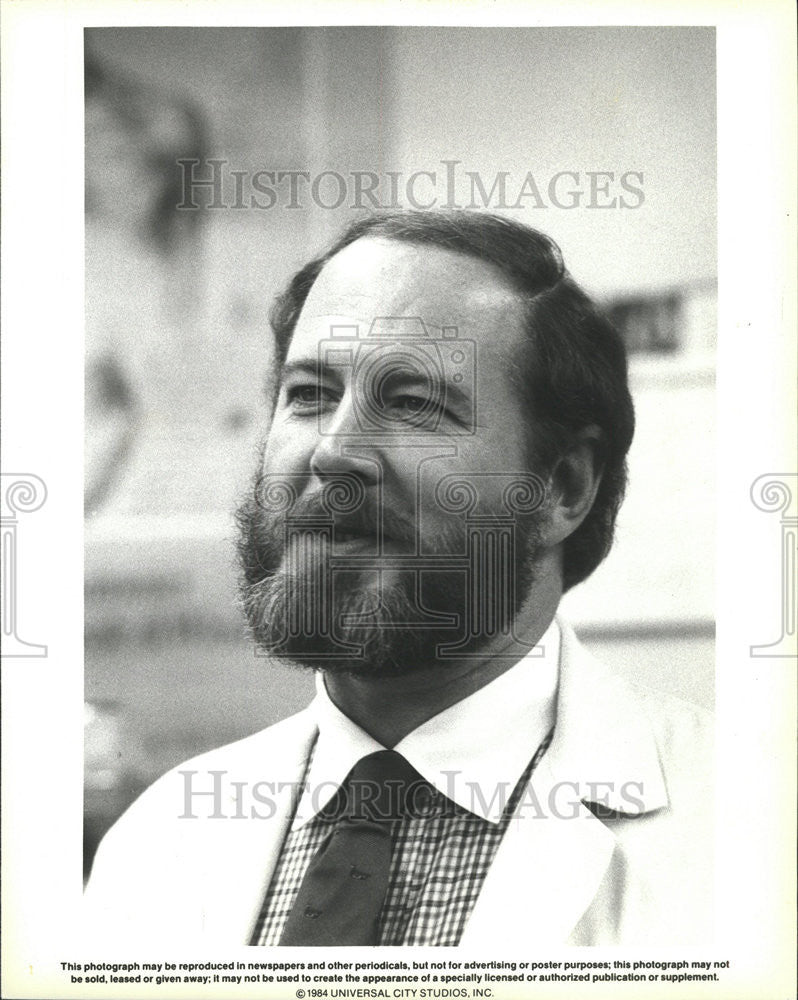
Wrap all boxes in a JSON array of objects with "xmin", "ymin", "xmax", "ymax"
[{"xmin": 235, "ymin": 471, "xmax": 547, "ymax": 678}]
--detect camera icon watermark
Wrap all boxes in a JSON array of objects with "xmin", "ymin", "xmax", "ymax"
[{"xmin": 318, "ymin": 317, "xmax": 477, "ymax": 436}]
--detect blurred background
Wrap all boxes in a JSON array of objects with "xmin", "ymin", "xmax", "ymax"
[{"xmin": 84, "ymin": 26, "xmax": 716, "ymax": 878}]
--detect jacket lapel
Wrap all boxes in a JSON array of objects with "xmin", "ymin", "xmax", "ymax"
[
  {"xmin": 459, "ymin": 755, "xmax": 617, "ymax": 947},
  {"xmin": 460, "ymin": 620, "xmax": 668, "ymax": 946}
]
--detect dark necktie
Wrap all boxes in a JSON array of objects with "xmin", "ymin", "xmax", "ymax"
[{"xmin": 279, "ymin": 750, "xmax": 427, "ymax": 946}]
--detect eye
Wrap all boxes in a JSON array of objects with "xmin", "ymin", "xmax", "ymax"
[
  {"xmin": 285, "ymin": 384, "xmax": 335, "ymax": 412},
  {"xmin": 389, "ymin": 394, "xmax": 429, "ymax": 415}
]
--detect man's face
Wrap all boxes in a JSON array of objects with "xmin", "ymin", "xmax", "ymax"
[{"xmin": 238, "ymin": 237, "xmax": 549, "ymax": 674}]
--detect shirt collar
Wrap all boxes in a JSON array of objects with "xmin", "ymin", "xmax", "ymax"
[{"xmin": 292, "ymin": 618, "xmax": 560, "ymax": 828}]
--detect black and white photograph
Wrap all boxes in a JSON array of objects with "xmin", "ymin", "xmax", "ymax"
[
  {"xmin": 82, "ymin": 24, "xmax": 717, "ymax": 950},
  {"xmin": 1, "ymin": 2, "xmax": 795, "ymax": 998}
]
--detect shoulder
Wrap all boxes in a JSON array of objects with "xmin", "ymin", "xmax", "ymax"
[
  {"xmin": 633, "ymin": 683, "xmax": 714, "ymax": 809},
  {"xmin": 556, "ymin": 627, "xmax": 715, "ymax": 943},
  {"xmin": 171, "ymin": 705, "xmax": 318, "ymax": 778},
  {"xmin": 83, "ymin": 706, "xmax": 318, "ymax": 943},
  {"xmin": 558, "ymin": 616, "xmax": 713, "ymax": 751},
  {"xmin": 92, "ymin": 706, "xmax": 317, "ymax": 853},
  {"xmin": 554, "ymin": 617, "xmax": 713, "ymax": 812},
  {"xmin": 634, "ymin": 684, "xmax": 713, "ymax": 753}
]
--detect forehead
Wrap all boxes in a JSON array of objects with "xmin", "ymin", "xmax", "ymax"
[{"xmin": 286, "ymin": 236, "xmax": 527, "ymax": 362}]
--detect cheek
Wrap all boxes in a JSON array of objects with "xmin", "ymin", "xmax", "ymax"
[
  {"xmin": 260, "ymin": 417, "xmax": 314, "ymax": 474},
  {"xmin": 432, "ymin": 428, "xmax": 529, "ymax": 479},
  {"xmin": 479, "ymin": 423, "xmax": 528, "ymax": 473},
  {"xmin": 408, "ymin": 436, "xmax": 533, "ymax": 523}
]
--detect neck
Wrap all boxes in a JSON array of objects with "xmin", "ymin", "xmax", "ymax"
[{"xmin": 323, "ymin": 564, "xmax": 562, "ymax": 747}]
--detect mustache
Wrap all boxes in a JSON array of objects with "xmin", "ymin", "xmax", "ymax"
[
  {"xmin": 235, "ymin": 481, "xmax": 429, "ymax": 588},
  {"xmin": 282, "ymin": 488, "xmax": 419, "ymax": 544}
]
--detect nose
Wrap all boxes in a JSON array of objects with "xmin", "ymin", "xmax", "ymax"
[{"xmin": 308, "ymin": 391, "xmax": 381, "ymax": 486}]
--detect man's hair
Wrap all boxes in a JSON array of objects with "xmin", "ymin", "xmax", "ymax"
[{"xmin": 269, "ymin": 211, "xmax": 635, "ymax": 591}]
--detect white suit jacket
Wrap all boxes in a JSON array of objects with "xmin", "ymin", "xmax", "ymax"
[{"xmin": 84, "ymin": 621, "xmax": 713, "ymax": 946}]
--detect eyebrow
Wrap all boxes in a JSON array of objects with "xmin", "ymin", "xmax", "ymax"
[{"xmin": 279, "ymin": 358, "xmax": 327, "ymax": 382}]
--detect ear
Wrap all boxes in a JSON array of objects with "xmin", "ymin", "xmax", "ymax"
[{"xmin": 541, "ymin": 425, "xmax": 604, "ymax": 548}]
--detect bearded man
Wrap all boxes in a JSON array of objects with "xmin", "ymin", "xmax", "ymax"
[{"xmin": 85, "ymin": 211, "xmax": 712, "ymax": 947}]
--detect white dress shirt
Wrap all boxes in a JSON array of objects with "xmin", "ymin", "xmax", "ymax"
[{"xmin": 292, "ymin": 616, "xmax": 560, "ymax": 827}]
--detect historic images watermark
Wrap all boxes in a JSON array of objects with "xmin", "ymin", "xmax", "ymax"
[
  {"xmin": 0, "ymin": 473, "xmax": 48, "ymax": 658},
  {"xmin": 242, "ymin": 316, "xmax": 550, "ymax": 663},
  {"xmin": 177, "ymin": 769, "xmax": 647, "ymax": 822},
  {"xmin": 177, "ymin": 159, "xmax": 645, "ymax": 212},
  {"xmin": 749, "ymin": 474, "xmax": 797, "ymax": 658}
]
